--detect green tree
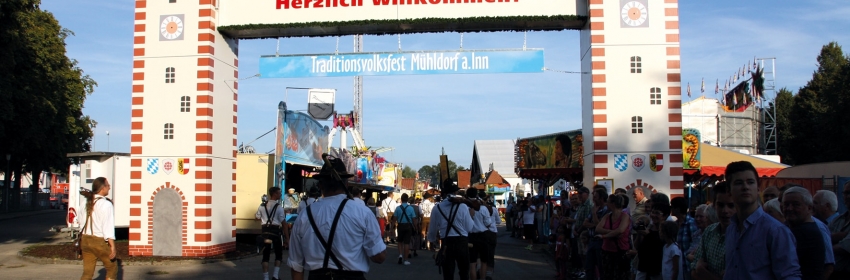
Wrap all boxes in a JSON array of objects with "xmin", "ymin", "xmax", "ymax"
[
  {"xmin": 417, "ymin": 160, "xmax": 465, "ymax": 188},
  {"xmin": 788, "ymin": 42, "xmax": 848, "ymax": 164},
  {"xmin": 401, "ymin": 165, "xmax": 416, "ymax": 178},
  {"xmin": 417, "ymin": 165, "xmax": 438, "ymax": 187},
  {"xmin": 772, "ymin": 88, "xmax": 795, "ymax": 164},
  {"xmin": 0, "ymin": 0, "xmax": 96, "ymax": 208}
]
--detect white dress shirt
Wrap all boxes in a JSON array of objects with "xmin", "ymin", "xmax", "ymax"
[
  {"xmin": 470, "ymin": 206, "xmax": 490, "ymax": 233},
  {"xmin": 486, "ymin": 205, "xmax": 500, "ymax": 233},
  {"xmin": 427, "ymin": 200, "xmax": 474, "ymax": 242},
  {"xmin": 287, "ymin": 194, "xmax": 386, "ymax": 273},
  {"xmin": 90, "ymin": 195, "xmax": 115, "ymax": 241},
  {"xmin": 297, "ymin": 197, "xmax": 319, "ymax": 216},
  {"xmin": 256, "ymin": 199, "xmax": 286, "ymax": 226},
  {"xmin": 351, "ymin": 197, "xmax": 366, "ymax": 207},
  {"xmin": 421, "ymin": 200, "xmax": 433, "ymax": 218},
  {"xmin": 381, "ymin": 197, "xmax": 398, "ymax": 218}
]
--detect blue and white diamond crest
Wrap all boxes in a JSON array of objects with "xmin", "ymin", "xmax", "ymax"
[
  {"xmin": 146, "ymin": 158, "xmax": 159, "ymax": 175},
  {"xmin": 613, "ymin": 154, "xmax": 628, "ymax": 172}
]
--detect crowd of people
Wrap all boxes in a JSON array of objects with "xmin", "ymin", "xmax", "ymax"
[
  {"xmin": 254, "ymin": 157, "xmax": 850, "ymax": 280},
  {"xmin": 504, "ymin": 161, "xmax": 850, "ymax": 280},
  {"xmin": 254, "ymin": 153, "xmax": 503, "ymax": 280}
]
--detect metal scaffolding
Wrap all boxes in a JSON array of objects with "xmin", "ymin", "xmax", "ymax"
[
  {"xmin": 757, "ymin": 58, "xmax": 777, "ymax": 155},
  {"xmin": 353, "ymin": 35, "xmax": 364, "ymax": 139}
]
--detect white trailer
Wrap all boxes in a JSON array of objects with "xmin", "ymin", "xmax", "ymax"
[{"xmin": 66, "ymin": 152, "xmax": 131, "ymax": 237}]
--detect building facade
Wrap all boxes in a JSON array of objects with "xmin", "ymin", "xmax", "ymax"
[
  {"xmin": 129, "ymin": 0, "xmax": 238, "ymax": 256},
  {"xmin": 580, "ymin": 0, "xmax": 684, "ymax": 196}
]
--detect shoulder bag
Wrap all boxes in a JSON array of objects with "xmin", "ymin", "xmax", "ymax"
[{"xmin": 75, "ymin": 197, "xmax": 108, "ymax": 259}]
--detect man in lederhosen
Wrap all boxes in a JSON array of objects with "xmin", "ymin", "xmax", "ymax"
[
  {"xmin": 482, "ymin": 193, "xmax": 500, "ymax": 280},
  {"xmin": 382, "ymin": 192, "xmax": 399, "ymax": 243},
  {"xmin": 428, "ymin": 183, "xmax": 474, "ymax": 280},
  {"xmin": 288, "ymin": 154, "xmax": 387, "ymax": 280},
  {"xmin": 256, "ymin": 187, "xmax": 287, "ymax": 280},
  {"xmin": 466, "ymin": 189, "xmax": 495, "ymax": 280}
]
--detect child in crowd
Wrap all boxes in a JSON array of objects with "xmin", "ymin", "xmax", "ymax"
[
  {"xmin": 660, "ymin": 221, "xmax": 683, "ymax": 280},
  {"xmin": 555, "ymin": 226, "xmax": 569, "ymax": 280}
]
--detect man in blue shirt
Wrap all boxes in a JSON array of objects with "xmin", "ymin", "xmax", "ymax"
[
  {"xmin": 394, "ymin": 193, "xmax": 418, "ymax": 265},
  {"xmin": 723, "ymin": 161, "xmax": 801, "ymax": 280}
]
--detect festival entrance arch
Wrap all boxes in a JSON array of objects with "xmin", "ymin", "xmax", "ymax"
[{"xmin": 128, "ymin": 0, "xmax": 683, "ymax": 256}]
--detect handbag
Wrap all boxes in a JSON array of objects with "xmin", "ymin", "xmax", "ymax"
[
  {"xmin": 74, "ymin": 215, "xmax": 90, "ymax": 259},
  {"xmin": 75, "ymin": 197, "xmax": 106, "ymax": 259}
]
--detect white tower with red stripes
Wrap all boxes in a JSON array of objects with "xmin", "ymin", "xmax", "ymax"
[
  {"xmin": 579, "ymin": 0, "xmax": 684, "ymax": 197},
  {"xmin": 128, "ymin": 0, "xmax": 238, "ymax": 256}
]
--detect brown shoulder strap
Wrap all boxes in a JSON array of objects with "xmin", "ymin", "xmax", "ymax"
[{"xmin": 84, "ymin": 197, "xmax": 106, "ymax": 235}]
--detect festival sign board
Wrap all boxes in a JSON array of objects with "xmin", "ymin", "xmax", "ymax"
[
  {"xmin": 682, "ymin": 128, "xmax": 701, "ymax": 169},
  {"xmin": 515, "ymin": 130, "xmax": 583, "ymax": 170},
  {"xmin": 218, "ymin": 0, "xmax": 583, "ymax": 38},
  {"xmin": 275, "ymin": 102, "xmax": 331, "ymax": 187},
  {"xmin": 259, "ymin": 49, "xmax": 544, "ymax": 78},
  {"xmin": 307, "ymin": 88, "xmax": 335, "ymax": 120},
  {"xmin": 376, "ymin": 164, "xmax": 398, "ymax": 187}
]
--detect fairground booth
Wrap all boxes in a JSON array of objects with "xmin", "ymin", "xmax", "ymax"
[
  {"xmin": 275, "ymin": 102, "xmax": 399, "ymax": 196},
  {"xmin": 681, "ymin": 128, "xmax": 789, "ymax": 205},
  {"xmin": 514, "ymin": 130, "xmax": 584, "ymax": 197}
]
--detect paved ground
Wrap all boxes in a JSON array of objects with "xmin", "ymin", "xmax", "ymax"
[
  {"xmin": 0, "ymin": 211, "xmax": 556, "ymax": 279},
  {"xmin": 0, "ymin": 209, "xmax": 68, "ymax": 269}
]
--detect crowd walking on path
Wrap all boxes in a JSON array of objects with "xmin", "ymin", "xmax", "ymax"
[{"xmin": 504, "ymin": 160, "xmax": 850, "ymax": 280}]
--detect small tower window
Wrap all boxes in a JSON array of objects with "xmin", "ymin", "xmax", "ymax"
[
  {"xmin": 165, "ymin": 67, "xmax": 175, "ymax": 83},
  {"xmin": 164, "ymin": 123, "xmax": 174, "ymax": 139},
  {"xmin": 180, "ymin": 96, "xmax": 191, "ymax": 112},
  {"xmin": 650, "ymin": 87, "xmax": 662, "ymax": 105},
  {"xmin": 631, "ymin": 116, "xmax": 644, "ymax": 134},
  {"xmin": 630, "ymin": 56, "xmax": 642, "ymax": 73},
  {"xmin": 169, "ymin": 0, "xmax": 177, "ymax": 3}
]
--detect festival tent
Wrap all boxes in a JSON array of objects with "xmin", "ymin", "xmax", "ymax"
[{"xmin": 684, "ymin": 144, "xmax": 788, "ymax": 178}]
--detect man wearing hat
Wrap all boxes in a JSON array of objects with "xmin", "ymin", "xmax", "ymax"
[
  {"xmin": 427, "ymin": 182, "xmax": 475, "ymax": 280},
  {"xmin": 288, "ymin": 154, "xmax": 386, "ymax": 280}
]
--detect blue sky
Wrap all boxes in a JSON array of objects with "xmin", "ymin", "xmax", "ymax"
[{"xmin": 42, "ymin": 0, "xmax": 850, "ymax": 170}]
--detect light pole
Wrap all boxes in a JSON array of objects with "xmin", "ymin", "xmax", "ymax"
[{"xmin": 106, "ymin": 131, "xmax": 110, "ymax": 152}]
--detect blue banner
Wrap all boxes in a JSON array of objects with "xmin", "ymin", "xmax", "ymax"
[
  {"xmin": 275, "ymin": 104, "xmax": 329, "ymax": 168},
  {"xmin": 259, "ymin": 49, "xmax": 544, "ymax": 78},
  {"xmin": 274, "ymin": 102, "xmax": 330, "ymax": 188}
]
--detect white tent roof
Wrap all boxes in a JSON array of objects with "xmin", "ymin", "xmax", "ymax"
[{"xmin": 473, "ymin": 140, "xmax": 518, "ymax": 178}]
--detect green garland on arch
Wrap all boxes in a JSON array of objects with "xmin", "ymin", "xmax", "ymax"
[{"xmin": 218, "ymin": 15, "xmax": 587, "ymax": 38}]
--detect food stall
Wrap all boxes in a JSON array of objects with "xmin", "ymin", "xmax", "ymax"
[{"xmin": 514, "ymin": 130, "xmax": 584, "ymax": 195}]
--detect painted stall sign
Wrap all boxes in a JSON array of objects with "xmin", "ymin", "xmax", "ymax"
[
  {"xmin": 515, "ymin": 129, "xmax": 583, "ymax": 170},
  {"xmin": 683, "ymin": 128, "xmax": 701, "ymax": 169},
  {"xmin": 275, "ymin": 102, "xmax": 331, "ymax": 187}
]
